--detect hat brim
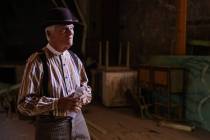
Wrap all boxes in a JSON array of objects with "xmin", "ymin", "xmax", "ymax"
[{"xmin": 44, "ymin": 20, "xmax": 79, "ymax": 28}]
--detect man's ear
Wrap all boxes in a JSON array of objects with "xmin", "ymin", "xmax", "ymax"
[{"xmin": 46, "ymin": 30, "xmax": 51, "ymax": 37}]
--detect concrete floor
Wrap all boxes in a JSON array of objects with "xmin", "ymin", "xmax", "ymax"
[{"xmin": 0, "ymin": 104, "xmax": 210, "ymax": 140}]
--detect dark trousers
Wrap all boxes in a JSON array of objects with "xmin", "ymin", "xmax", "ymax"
[{"xmin": 35, "ymin": 112, "xmax": 90, "ymax": 140}]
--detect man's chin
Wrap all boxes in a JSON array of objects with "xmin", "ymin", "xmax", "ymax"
[
  {"xmin": 65, "ymin": 44, "xmax": 72, "ymax": 50},
  {"xmin": 66, "ymin": 41, "xmax": 73, "ymax": 46}
]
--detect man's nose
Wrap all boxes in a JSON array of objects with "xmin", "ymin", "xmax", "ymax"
[{"xmin": 66, "ymin": 28, "xmax": 73, "ymax": 35}]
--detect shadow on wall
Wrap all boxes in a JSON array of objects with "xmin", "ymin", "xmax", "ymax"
[{"xmin": 0, "ymin": 0, "xmax": 84, "ymax": 64}]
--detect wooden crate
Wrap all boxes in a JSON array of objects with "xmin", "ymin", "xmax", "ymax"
[{"xmin": 101, "ymin": 70, "xmax": 137, "ymax": 107}]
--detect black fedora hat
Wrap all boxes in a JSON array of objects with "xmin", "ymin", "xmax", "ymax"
[{"xmin": 43, "ymin": 7, "xmax": 79, "ymax": 28}]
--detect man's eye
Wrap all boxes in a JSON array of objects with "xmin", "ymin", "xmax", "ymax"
[
  {"xmin": 68, "ymin": 26, "xmax": 74, "ymax": 30},
  {"xmin": 60, "ymin": 28, "xmax": 68, "ymax": 33},
  {"xmin": 59, "ymin": 29, "xmax": 65, "ymax": 33},
  {"xmin": 58, "ymin": 26, "xmax": 74, "ymax": 33}
]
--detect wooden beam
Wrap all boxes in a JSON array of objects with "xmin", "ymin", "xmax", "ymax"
[{"xmin": 176, "ymin": 0, "xmax": 187, "ymax": 55}]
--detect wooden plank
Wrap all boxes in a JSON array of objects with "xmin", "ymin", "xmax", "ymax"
[
  {"xmin": 86, "ymin": 120, "xmax": 107, "ymax": 135},
  {"xmin": 159, "ymin": 121, "xmax": 195, "ymax": 132}
]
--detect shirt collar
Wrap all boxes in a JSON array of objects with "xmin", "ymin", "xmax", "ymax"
[{"xmin": 46, "ymin": 43, "xmax": 63, "ymax": 55}]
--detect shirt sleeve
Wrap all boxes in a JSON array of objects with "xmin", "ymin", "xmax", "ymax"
[
  {"xmin": 77, "ymin": 59, "xmax": 92, "ymax": 105},
  {"xmin": 17, "ymin": 53, "xmax": 58, "ymax": 116}
]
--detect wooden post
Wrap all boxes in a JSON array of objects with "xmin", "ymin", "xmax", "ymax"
[
  {"xmin": 118, "ymin": 42, "xmax": 122, "ymax": 66},
  {"xmin": 126, "ymin": 41, "xmax": 130, "ymax": 67},
  {"xmin": 98, "ymin": 41, "xmax": 102, "ymax": 67},
  {"xmin": 176, "ymin": 0, "xmax": 187, "ymax": 55},
  {"xmin": 105, "ymin": 40, "xmax": 109, "ymax": 68}
]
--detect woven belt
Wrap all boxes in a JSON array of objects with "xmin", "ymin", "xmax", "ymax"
[
  {"xmin": 35, "ymin": 115, "xmax": 72, "ymax": 140},
  {"xmin": 37, "ymin": 115, "xmax": 72, "ymax": 122}
]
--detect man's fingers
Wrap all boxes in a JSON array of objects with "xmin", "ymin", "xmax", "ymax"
[
  {"xmin": 66, "ymin": 99, "xmax": 82, "ymax": 108},
  {"xmin": 73, "ymin": 106, "xmax": 81, "ymax": 112},
  {"xmin": 67, "ymin": 94, "xmax": 74, "ymax": 98},
  {"xmin": 67, "ymin": 96, "xmax": 80, "ymax": 101},
  {"xmin": 68, "ymin": 105, "xmax": 81, "ymax": 112}
]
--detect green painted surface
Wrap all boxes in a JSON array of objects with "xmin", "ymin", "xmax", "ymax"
[
  {"xmin": 188, "ymin": 40, "xmax": 210, "ymax": 47},
  {"xmin": 141, "ymin": 55, "xmax": 210, "ymax": 131}
]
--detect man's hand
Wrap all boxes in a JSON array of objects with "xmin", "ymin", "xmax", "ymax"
[
  {"xmin": 57, "ymin": 96, "xmax": 82, "ymax": 112},
  {"xmin": 79, "ymin": 93, "xmax": 92, "ymax": 105}
]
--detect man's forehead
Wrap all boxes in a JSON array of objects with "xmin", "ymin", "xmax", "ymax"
[{"xmin": 54, "ymin": 24, "xmax": 74, "ymax": 28}]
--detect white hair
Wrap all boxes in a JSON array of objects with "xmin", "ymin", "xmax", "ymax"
[{"xmin": 45, "ymin": 25, "xmax": 55, "ymax": 41}]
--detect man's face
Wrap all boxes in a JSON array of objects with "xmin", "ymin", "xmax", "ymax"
[{"xmin": 49, "ymin": 24, "xmax": 74, "ymax": 52}]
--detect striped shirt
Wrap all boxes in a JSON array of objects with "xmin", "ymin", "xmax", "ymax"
[{"xmin": 17, "ymin": 44, "xmax": 91, "ymax": 117}]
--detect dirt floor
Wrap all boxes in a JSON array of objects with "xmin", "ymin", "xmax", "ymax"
[
  {"xmin": 84, "ymin": 104, "xmax": 210, "ymax": 140},
  {"xmin": 0, "ymin": 104, "xmax": 210, "ymax": 140}
]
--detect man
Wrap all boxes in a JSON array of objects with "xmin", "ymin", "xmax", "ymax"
[{"xmin": 17, "ymin": 7, "xmax": 92, "ymax": 140}]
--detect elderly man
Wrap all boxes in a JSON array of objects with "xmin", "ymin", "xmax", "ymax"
[{"xmin": 17, "ymin": 7, "xmax": 91, "ymax": 140}]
